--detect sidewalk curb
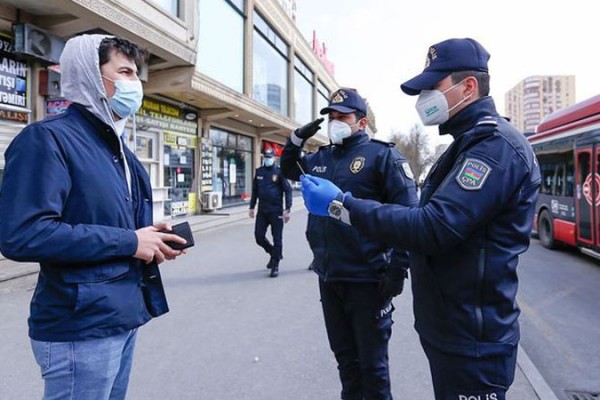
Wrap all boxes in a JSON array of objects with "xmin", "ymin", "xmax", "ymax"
[{"xmin": 518, "ymin": 344, "xmax": 559, "ymax": 400}]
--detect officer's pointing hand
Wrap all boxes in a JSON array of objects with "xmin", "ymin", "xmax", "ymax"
[
  {"xmin": 294, "ymin": 118, "xmax": 325, "ymax": 140},
  {"xmin": 300, "ymin": 175, "xmax": 342, "ymax": 217}
]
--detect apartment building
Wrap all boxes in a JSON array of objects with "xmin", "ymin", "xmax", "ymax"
[
  {"xmin": 0, "ymin": 0, "xmax": 372, "ymax": 220},
  {"xmin": 505, "ymin": 75, "xmax": 575, "ymax": 133}
]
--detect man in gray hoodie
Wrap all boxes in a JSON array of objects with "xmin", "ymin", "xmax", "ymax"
[{"xmin": 0, "ymin": 34, "xmax": 187, "ymax": 399}]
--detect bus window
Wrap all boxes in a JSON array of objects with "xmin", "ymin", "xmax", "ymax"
[
  {"xmin": 541, "ymin": 162, "xmax": 555, "ymax": 194},
  {"xmin": 555, "ymin": 164, "xmax": 564, "ymax": 196},
  {"xmin": 565, "ymin": 161, "xmax": 574, "ymax": 197}
]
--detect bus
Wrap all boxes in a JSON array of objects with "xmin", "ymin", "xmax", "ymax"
[{"xmin": 528, "ymin": 94, "xmax": 600, "ymax": 260}]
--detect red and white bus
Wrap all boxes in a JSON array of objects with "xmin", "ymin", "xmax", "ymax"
[{"xmin": 528, "ymin": 94, "xmax": 600, "ymax": 259}]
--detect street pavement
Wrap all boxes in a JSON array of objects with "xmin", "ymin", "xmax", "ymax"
[{"xmin": 0, "ymin": 195, "xmax": 555, "ymax": 399}]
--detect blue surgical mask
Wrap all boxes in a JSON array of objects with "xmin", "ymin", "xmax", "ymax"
[
  {"xmin": 103, "ymin": 76, "xmax": 143, "ymax": 119},
  {"xmin": 264, "ymin": 158, "xmax": 275, "ymax": 167}
]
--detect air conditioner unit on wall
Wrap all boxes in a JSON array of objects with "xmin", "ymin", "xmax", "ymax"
[
  {"xmin": 13, "ymin": 24, "xmax": 66, "ymax": 65},
  {"xmin": 201, "ymin": 191, "xmax": 222, "ymax": 211}
]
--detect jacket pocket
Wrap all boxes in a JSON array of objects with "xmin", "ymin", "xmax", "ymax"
[
  {"xmin": 61, "ymin": 260, "xmax": 131, "ymax": 283},
  {"xmin": 74, "ymin": 269, "xmax": 148, "ymax": 326}
]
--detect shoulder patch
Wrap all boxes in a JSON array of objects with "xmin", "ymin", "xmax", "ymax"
[
  {"xmin": 400, "ymin": 162, "xmax": 414, "ymax": 180},
  {"xmin": 455, "ymin": 158, "xmax": 492, "ymax": 190}
]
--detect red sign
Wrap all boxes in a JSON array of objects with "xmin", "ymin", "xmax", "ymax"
[
  {"xmin": 312, "ymin": 31, "xmax": 335, "ymax": 77},
  {"xmin": 262, "ymin": 141, "xmax": 284, "ymax": 157}
]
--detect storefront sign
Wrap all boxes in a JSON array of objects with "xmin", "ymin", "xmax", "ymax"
[
  {"xmin": 136, "ymin": 98, "xmax": 197, "ymax": 136},
  {"xmin": 263, "ymin": 140, "xmax": 284, "ymax": 157},
  {"xmin": 201, "ymin": 137, "xmax": 213, "ymax": 192},
  {"xmin": 170, "ymin": 201, "xmax": 189, "ymax": 216},
  {"xmin": 0, "ymin": 33, "xmax": 29, "ymax": 122}
]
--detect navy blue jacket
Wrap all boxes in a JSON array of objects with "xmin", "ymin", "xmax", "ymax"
[
  {"xmin": 250, "ymin": 164, "xmax": 292, "ymax": 213},
  {"xmin": 282, "ymin": 131, "xmax": 418, "ymax": 282},
  {"xmin": 0, "ymin": 104, "xmax": 168, "ymax": 342},
  {"xmin": 345, "ymin": 98, "xmax": 541, "ymax": 356}
]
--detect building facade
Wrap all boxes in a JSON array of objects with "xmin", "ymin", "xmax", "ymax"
[
  {"xmin": 505, "ymin": 75, "xmax": 576, "ymax": 133},
  {"xmin": 0, "ymin": 0, "xmax": 376, "ymax": 221}
]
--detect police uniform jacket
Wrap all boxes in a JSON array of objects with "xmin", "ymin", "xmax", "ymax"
[
  {"xmin": 0, "ymin": 104, "xmax": 168, "ymax": 342},
  {"xmin": 345, "ymin": 97, "xmax": 541, "ymax": 356},
  {"xmin": 250, "ymin": 164, "xmax": 292, "ymax": 214},
  {"xmin": 282, "ymin": 131, "xmax": 418, "ymax": 282}
]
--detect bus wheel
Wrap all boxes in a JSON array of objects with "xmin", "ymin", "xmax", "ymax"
[{"xmin": 538, "ymin": 210, "xmax": 557, "ymax": 249}]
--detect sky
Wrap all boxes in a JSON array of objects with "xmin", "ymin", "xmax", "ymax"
[{"xmin": 295, "ymin": 0, "xmax": 599, "ymax": 145}]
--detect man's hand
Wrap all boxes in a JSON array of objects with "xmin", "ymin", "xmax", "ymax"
[
  {"xmin": 300, "ymin": 175, "xmax": 343, "ymax": 217},
  {"xmin": 379, "ymin": 268, "xmax": 408, "ymax": 299},
  {"xmin": 249, "ymin": 209, "xmax": 255, "ymax": 218},
  {"xmin": 283, "ymin": 210, "xmax": 290, "ymax": 223},
  {"xmin": 294, "ymin": 118, "xmax": 324, "ymax": 140},
  {"xmin": 134, "ymin": 222, "xmax": 187, "ymax": 264}
]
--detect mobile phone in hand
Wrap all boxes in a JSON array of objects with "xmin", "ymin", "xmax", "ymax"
[{"xmin": 161, "ymin": 221, "xmax": 195, "ymax": 250}]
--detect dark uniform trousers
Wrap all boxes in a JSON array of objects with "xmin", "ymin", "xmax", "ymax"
[
  {"xmin": 319, "ymin": 280, "xmax": 394, "ymax": 400},
  {"xmin": 421, "ymin": 338, "xmax": 517, "ymax": 400},
  {"xmin": 254, "ymin": 211, "xmax": 284, "ymax": 260}
]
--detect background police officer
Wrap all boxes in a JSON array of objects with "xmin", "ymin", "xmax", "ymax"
[
  {"xmin": 249, "ymin": 148, "xmax": 292, "ymax": 278},
  {"xmin": 281, "ymin": 88, "xmax": 418, "ymax": 400},
  {"xmin": 300, "ymin": 39, "xmax": 541, "ymax": 400}
]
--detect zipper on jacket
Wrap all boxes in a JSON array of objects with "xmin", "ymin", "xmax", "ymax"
[
  {"xmin": 323, "ymin": 148, "xmax": 343, "ymax": 282},
  {"xmin": 475, "ymin": 245, "xmax": 486, "ymax": 340}
]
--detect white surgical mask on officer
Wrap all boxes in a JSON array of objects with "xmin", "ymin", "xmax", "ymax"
[
  {"xmin": 263, "ymin": 158, "xmax": 274, "ymax": 167},
  {"xmin": 415, "ymin": 80, "xmax": 472, "ymax": 126},
  {"xmin": 328, "ymin": 120, "xmax": 359, "ymax": 144}
]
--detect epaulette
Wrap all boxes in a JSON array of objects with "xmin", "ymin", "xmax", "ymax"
[
  {"xmin": 475, "ymin": 116, "xmax": 498, "ymax": 127},
  {"xmin": 370, "ymin": 138, "xmax": 396, "ymax": 147}
]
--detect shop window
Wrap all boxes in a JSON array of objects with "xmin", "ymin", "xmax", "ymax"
[
  {"xmin": 135, "ymin": 131, "xmax": 160, "ymax": 187},
  {"xmin": 164, "ymin": 139, "xmax": 195, "ymax": 217},
  {"xmin": 210, "ymin": 128, "xmax": 253, "ymax": 206}
]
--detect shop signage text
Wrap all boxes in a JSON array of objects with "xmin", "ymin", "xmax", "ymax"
[
  {"xmin": 0, "ymin": 33, "xmax": 29, "ymax": 122},
  {"xmin": 137, "ymin": 98, "xmax": 197, "ymax": 136}
]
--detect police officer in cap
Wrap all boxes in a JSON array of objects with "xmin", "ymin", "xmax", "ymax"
[
  {"xmin": 299, "ymin": 39, "xmax": 541, "ymax": 400},
  {"xmin": 281, "ymin": 88, "xmax": 418, "ymax": 399},
  {"xmin": 249, "ymin": 147, "xmax": 292, "ymax": 278}
]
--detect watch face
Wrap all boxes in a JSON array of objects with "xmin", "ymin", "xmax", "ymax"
[{"xmin": 328, "ymin": 201, "xmax": 342, "ymax": 219}]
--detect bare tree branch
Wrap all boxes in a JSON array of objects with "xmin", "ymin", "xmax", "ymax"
[{"xmin": 390, "ymin": 124, "xmax": 448, "ymax": 183}]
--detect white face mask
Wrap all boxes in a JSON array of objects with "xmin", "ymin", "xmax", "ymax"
[
  {"xmin": 415, "ymin": 80, "xmax": 471, "ymax": 126},
  {"xmin": 263, "ymin": 158, "xmax": 275, "ymax": 167},
  {"xmin": 328, "ymin": 120, "xmax": 357, "ymax": 144}
]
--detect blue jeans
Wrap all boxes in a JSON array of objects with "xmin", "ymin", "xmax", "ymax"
[{"xmin": 30, "ymin": 329, "xmax": 138, "ymax": 400}]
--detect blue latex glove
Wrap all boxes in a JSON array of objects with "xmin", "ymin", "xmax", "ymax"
[{"xmin": 300, "ymin": 175, "xmax": 342, "ymax": 216}]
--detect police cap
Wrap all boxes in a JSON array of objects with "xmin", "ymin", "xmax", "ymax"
[
  {"xmin": 320, "ymin": 88, "xmax": 367, "ymax": 115},
  {"xmin": 401, "ymin": 38, "xmax": 490, "ymax": 96}
]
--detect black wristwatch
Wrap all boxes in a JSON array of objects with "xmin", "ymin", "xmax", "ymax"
[{"xmin": 327, "ymin": 193, "xmax": 350, "ymax": 224}]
